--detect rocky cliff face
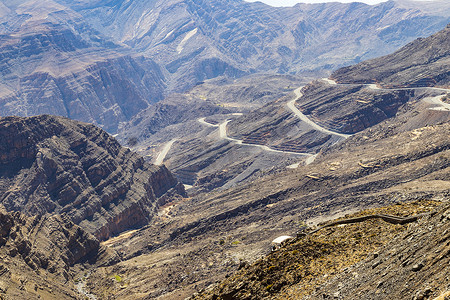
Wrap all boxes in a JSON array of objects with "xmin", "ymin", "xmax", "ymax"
[
  {"xmin": 0, "ymin": 0, "xmax": 166, "ymax": 133},
  {"xmin": 0, "ymin": 206, "xmax": 99, "ymax": 273},
  {"xmin": 58, "ymin": 0, "xmax": 450, "ymax": 92},
  {"xmin": 0, "ymin": 115, "xmax": 185, "ymax": 240},
  {"xmin": 0, "ymin": 205, "xmax": 105, "ymax": 299}
]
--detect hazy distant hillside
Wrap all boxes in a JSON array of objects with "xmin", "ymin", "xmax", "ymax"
[
  {"xmin": 332, "ymin": 23, "xmax": 450, "ymax": 87},
  {"xmin": 0, "ymin": 0, "xmax": 166, "ymax": 133},
  {"xmin": 57, "ymin": 0, "xmax": 450, "ymax": 91},
  {"xmin": 0, "ymin": 0, "xmax": 448, "ymax": 134}
]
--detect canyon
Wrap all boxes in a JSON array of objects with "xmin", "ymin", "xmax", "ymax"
[{"xmin": 0, "ymin": 1, "xmax": 449, "ymax": 299}]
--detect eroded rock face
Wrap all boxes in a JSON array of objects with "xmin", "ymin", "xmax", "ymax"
[
  {"xmin": 0, "ymin": 206, "xmax": 99, "ymax": 271},
  {"xmin": 0, "ymin": 115, "xmax": 185, "ymax": 240},
  {"xmin": 331, "ymin": 23, "xmax": 450, "ymax": 88},
  {"xmin": 0, "ymin": 205, "xmax": 108, "ymax": 299},
  {"xmin": 0, "ymin": 3, "xmax": 166, "ymax": 133}
]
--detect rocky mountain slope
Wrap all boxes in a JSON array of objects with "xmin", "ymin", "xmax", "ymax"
[
  {"xmin": 306, "ymin": 201, "xmax": 450, "ymax": 300},
  {"xmin": 87, "ymin": 114, "xmax": 450, "ymax": 300},
  {"xmin": 193, "ymin": 200, "xmax": 445, "ymax": 300},
  {"xmin": 0, "ymin": 0, "xmax": 166, "ymax": 133},
  {"xmin": 57, "ymin": 0, "xmax": 450, "ymax": 91},
  {"xmin": 0, "ymin": 115, "xmax": 185, "ymax": 240},
  {"xmin": 332, "ymin": 23, "xmax": 450, "ymax": 88},
  {"xmin": 119, "ymin": 74, "xmax": 309, "ymax": 192},
  {"xmin": 120, "ymin": 23, "xmax": 450, "ymax": 194},
  {"xmin": 0, "ymin": 205, "xmax": 114, "ymax": 299},
  {"xmin": 78, "ymin": 23, "xmax": 450, "ymax": 299}
]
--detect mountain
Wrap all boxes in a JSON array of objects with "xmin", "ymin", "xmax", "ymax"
[
  {"xmin": 86, "ymin": 115, "xmax": 450, "ymax": 300},
  {"xmin": 0, "ymin": 0, "xmax": 448, "ymax": 134},
  {"xmin": 118, "ymin": 23, "xmax": 450, "ymax": 193},
  {"xmin": 118, "ymin": 74, "xmax": 310, "ymax": 192},
  {"xmin": 0, "ymin": 115, "xmax": 185, "ymax": 240},
  {"xmin": 0, "ymin": 3, "xmax": 449, "ymax": 300},
  {"xmin": 78, "ymin": 23, "xmax": 450, "ymax": 299},
  {"xmin": 179, "ymin": 23, "xmax": 450, "ymax": 300},
  {"xmin": 0, "ymin": 0, "xmax": 166, "ymax": 133},
  {"xmin": 0, "ymin": 205, "xmax": 114, "ymax": 299},
  {"xmin": 332, "ymin": 23, "xmax": 450, "ymax": 87},
  {"xmin": 56, "ymin": 0, "xmax": 450, "ymax": 91}
]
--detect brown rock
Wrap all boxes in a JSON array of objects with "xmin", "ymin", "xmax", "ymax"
[{"xmin": 0, "ymin": 115, "xmax": 185, "ymax": 240}]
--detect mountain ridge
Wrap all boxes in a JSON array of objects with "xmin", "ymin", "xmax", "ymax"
[{"xmin": 0, "ymin": 115, "xmax": 185, "ymax": 240}]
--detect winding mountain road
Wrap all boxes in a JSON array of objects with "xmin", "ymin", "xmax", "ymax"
[
  {"xmin": 154, "ymin": 139, "xmax": 177, "ymax": 165},
  {"xmin": 321, "ymin": 78, "xmax": 450, "ymax": 110},
  {"xmin": 287, "ymin": 87, "xmax": 351, "ymax": 139},
  {"xmin": 199, "ymin": 118, "xmax": 312, "ymax": 157},
  {"xmin": 193, "ymin": 79, "xmax": 449, "ymax": 170}
]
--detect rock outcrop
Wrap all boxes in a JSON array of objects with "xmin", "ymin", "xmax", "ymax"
[
  {"xmin": 0, "ymin": 115, "xmax": 185, "ymax": 240},
  {"xmin": 332, "ymin": 23, "xmax": 450, "ymax": 88},
  {"xmin": 0, "ymin": 205, "xmax": 105, "ymax": 299},
  {"xmin": 0, "ymin": 205, "xmax": 99, "ymax": 273},
  {"xmin": 0, "ymin": 1, "xmax": 166, "ymax": 133}
]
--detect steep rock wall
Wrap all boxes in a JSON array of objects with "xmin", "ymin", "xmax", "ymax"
[{"xmin": 0, "ymin": 115, "xmax": 185, "ymax": 240}]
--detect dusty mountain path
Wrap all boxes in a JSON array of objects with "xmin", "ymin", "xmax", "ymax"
[
  {"xmin": 154, "ymin": 139, "xmax": 177, "ymax": 165},
  {"xmin": 199, "ymin": 118, "xmax": 312, "ymax": 157},
  {"xmin": 322, "ymin": 77, "xmax": 450, "ymax": 109},
  {"xmin": 287, "ymin": 87, "xmax": 351, "ymax": 139}
]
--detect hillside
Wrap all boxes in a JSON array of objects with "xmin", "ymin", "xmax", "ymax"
[
  {"xmin": 193, "ymin": 200, "xmax": 445, "ymax": 300},
  {"xmin": 0, "ymin": 0, "xmax": 166, "ymax": 133},
  {"xmin": 86, "ymin": 115, "xmax": 450, "ymax": 300},
  {"xmin": 0, "ymin": 205, "xmax": 115, "ymax": 299},
  {"xmin": 57, "ymin": 0, "xmax": 450, "ymax": 91},
  {"xmin": 0, "ymin": 115, "xmax": 185, "ymax": 240},
  {"xmin": 332, "ymin": 23, "xmax": 450, "ymax": 88},
  {"xmin": 120, "ymin": 23, "xmax": 450, "ymax": 194},
  {"xmin": 77, "ymin": 23, "xmax": 450, "ymax": 299},
  {"xmin": 178, "ymin": 22, "xmax": 450, "ymax": 300}
]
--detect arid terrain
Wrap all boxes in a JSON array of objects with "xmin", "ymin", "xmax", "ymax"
[{"xmin": 0, "ymin": 2, "xmax": 448, "ymax": 300}]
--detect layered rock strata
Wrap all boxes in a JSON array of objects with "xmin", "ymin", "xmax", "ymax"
[{"xmin": 0, "ymin": 115, "xmax": 185, "ymax": 240}]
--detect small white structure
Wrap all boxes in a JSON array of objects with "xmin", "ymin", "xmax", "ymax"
[{"xmin": 271, "ymin": 235, "xmax": 294, "ymax": 251}]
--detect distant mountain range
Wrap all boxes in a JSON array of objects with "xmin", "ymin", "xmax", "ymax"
[
  {"xmin": 0, "ymin": 3, "xmax": 449, "ymax": 299},
  {"xmin": 60, "ymin": 0, "xmax": 450, "ymax": 91},
  {"xmin": 0, "ymin": 0, "xmax": 449, "ymax": 132}
]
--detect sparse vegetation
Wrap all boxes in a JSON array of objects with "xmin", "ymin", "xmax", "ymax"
[{"xmin": 193, "ymin": 200, "xmax": 441, "ymax": 299}]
